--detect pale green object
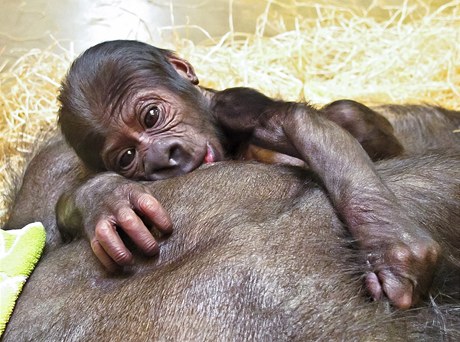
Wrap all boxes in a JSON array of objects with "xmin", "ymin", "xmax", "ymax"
[{"xmin": 0, "ymin": 222, "xmax": 46, "ymax": 336}]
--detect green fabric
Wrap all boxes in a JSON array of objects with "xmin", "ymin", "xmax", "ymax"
[{"xmin": 0, "ymin": 222, "xmax": 46, "ymax": 336}]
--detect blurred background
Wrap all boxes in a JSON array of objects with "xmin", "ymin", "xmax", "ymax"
[
  {"xmin": 0, "ymin": 0, "xmax": 266, "ymax": 64},
  {"xmin": 1, "ymin": 0, "xmax": 454, "ymax": 64}
]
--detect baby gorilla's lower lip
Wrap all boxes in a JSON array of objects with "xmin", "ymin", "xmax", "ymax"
[{"xmin": 203, "ymin": 143, "xmax": 216, "ymax": 164}]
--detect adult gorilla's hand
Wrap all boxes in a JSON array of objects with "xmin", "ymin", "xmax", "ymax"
[{"xmin": 56, "ymin": 172, "xmax": 172, "ymax": 271}]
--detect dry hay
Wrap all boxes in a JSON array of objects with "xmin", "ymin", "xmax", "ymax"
[{"xmin": 1, "ymin": 0, "xmax": 459, "ymax": 220}]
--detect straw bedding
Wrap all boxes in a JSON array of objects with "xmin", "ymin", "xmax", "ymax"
[{"xmin": 1, "ymin": 0, "xmax": 459, "ymax": 219}]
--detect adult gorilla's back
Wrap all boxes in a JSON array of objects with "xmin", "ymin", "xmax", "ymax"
[{"xmin": 3, "ymin": 156, "xmax": 460, "ymax": 341}]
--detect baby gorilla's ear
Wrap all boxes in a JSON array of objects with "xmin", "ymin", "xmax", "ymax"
[{"xmin": 167, "ymin": 55, "xmax": 199, "ymax": 85}]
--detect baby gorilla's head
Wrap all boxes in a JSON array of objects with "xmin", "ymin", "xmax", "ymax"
[{"xmin": 58, "ymin": 40, "xmax": 223, "ymax": 180}]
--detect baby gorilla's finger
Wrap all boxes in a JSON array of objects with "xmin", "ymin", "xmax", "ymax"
[
  {"xmin": 131, "ymin": 192, "xmax": 173, "ymax": 234},
  {"xmin": 90, "ymin": 238, "xmax": 120, "ymax": 273},
  {"xmin": 115, "ymin": 206, "xmax": 159, "ymax": 256},
  {"xmin": 365, "ymin": 272, "xmax": 383, "ymax": 301},
  {"xmin": 94, "ymin": 219, "xmax": 134, "ymax": 266},
  {"xmin": 378, "ymin": 269, "xmax": 414, "ymax": 309}
]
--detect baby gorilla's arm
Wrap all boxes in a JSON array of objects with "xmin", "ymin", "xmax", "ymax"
[{"xmin": 211, "ymin": 87, "xmax": 440, "ymax": 309}]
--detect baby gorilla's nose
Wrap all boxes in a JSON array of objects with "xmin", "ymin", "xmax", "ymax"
[{"xmin": 144, "ymin": 139, "xmax": 193, "ymax": 180}]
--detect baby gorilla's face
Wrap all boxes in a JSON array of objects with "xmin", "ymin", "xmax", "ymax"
[
  {"xmin": 58, "ymin": 40, "xmax": 226, "ymax": 178},
  {"xmin": 99, "ymin": 86, "xmax": 224, "ymax": 181}
]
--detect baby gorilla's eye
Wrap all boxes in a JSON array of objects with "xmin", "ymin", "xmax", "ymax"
[
  {"xmin": 119, "ymin": 148, "xmax": 136, "ymax": 169},
  {"xmin": 144, "ymin": 106, "xmax": 160, "ymax": 128}
]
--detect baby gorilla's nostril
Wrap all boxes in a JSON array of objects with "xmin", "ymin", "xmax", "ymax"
[{"xmin": 168, "ymin": 144, "xmax": 183, "ymax": 166}]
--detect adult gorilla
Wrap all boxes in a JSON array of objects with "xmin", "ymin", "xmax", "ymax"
[{"xmin": 3, "ymin": 139, "xmax": 460, "ymax": 341}]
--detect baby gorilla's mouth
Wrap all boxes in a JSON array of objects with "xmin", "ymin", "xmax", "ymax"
[{"xmin": 203, "ymin": 142, "xmax": 216, "ymax": 164}]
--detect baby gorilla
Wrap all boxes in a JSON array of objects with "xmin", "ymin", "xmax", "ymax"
[{"xmin": 57, "ymin": 40, "xmax": 438, "ymax": 309}]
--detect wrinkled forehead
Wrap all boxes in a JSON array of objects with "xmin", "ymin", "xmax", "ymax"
[
  {"xmin": 96, "ymin": 60, "xmax": 170, "ymax": 106},
  {"xmin": 86, "ymin": 61, "xmax": 174, "ymax": 128}
]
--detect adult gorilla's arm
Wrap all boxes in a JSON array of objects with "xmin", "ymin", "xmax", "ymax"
[{"xmin": 6, "ymin": 135, "xmax": 82, "ymax": 249}]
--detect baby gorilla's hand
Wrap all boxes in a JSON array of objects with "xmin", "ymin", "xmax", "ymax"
[
  {"xmin": 57, "ymin": 173, "xmax": 172, "ymax": 272},
  {"xmin": 90, "ymin": 184, "xmax": 172, "ymax": 272},
  {"xmin": 362, "ymin": 219, "xmax": 440, "ymax": 309}
]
